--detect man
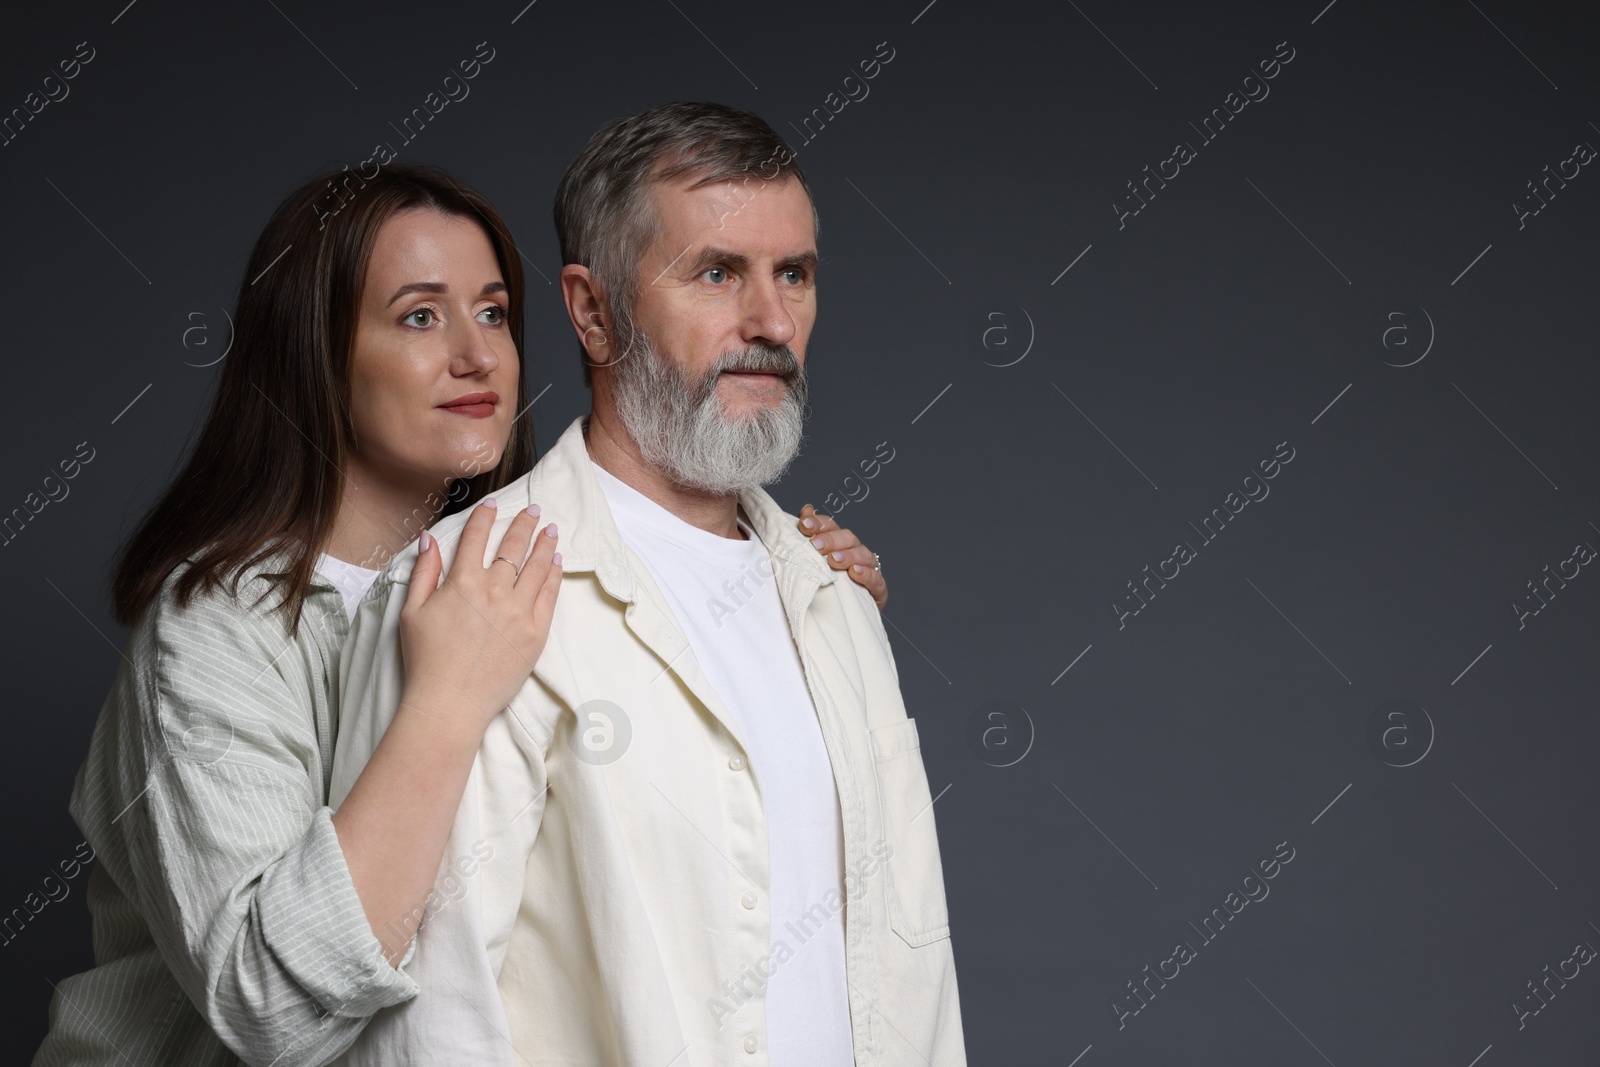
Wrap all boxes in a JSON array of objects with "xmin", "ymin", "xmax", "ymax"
[{"xmin": 330, "ymin": 102, "xmax": 966, "ymax": 1065}]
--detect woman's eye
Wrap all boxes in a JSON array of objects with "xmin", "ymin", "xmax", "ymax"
[
  {"xmin": 477, "ymin": 305, "xmax": 506, "ymax": 325},
  {"xmin": 402, "ymin": 308, "xmax": 437, "ymax": 328},
  {"xmin": 702, "ymin": 267, "xmax": 728, "ymax": 284}
]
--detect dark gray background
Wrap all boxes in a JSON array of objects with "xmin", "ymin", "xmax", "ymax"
[{"xmin": 3, "ymin": 0, "xmax": 1597, "ymax": 1062}]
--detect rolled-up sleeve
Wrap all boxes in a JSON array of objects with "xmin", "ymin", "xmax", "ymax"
[
  {"xmin": 253, "ymin": 806, "xmax": 418, "ymax": 1018},
  {"xmin": 106, "ymin": 585, "xmax": 418, "ymax": 1066},
  {"xmin": 323, "ymin": 550, "xmax": 518, "ymax": 1067},
  {"xmin": 327, "ymin": 538, "xmax": 545, "ymax": 1066}
]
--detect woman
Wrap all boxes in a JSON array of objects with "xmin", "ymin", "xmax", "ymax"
[{"xmin": 35, "ymin": 163, "xmax": 887, "ymax": 1067}]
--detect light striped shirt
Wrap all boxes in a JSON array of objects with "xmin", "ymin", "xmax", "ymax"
[{"xmin": 33, "ymin": 555, "xmax": 417, "ymax": 1066}]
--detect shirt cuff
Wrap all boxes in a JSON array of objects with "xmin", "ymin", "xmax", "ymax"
[{"xmin": 255, "ymin": 805, "xmax": 421, "ymax": 1018}]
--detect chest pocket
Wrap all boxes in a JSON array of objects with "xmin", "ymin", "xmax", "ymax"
[{"xmin": 868, "ymin": 717, "xmax": 952, "ymax": 947}]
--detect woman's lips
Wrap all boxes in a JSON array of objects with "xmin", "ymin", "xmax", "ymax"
[{"xmin": 440, "ymin": 391, "xmax": 500, "ymax": 419}]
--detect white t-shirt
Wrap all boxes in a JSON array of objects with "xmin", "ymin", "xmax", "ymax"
[
  {"xmin": 591, "ymin": 461, "xmax": 852, "ymax": 1065},
  {"xmin": 315, "ymin": 553, "xmax": 383, "ymax": 622}
]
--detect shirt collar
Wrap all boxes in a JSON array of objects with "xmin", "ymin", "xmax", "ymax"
[
  {"xmin": 241, "ymin": 545, "xmax": 338, "ymax": 595},
  {"xmin": 525, "ymin": 414, "xmax": 840, "ymax": 601}
]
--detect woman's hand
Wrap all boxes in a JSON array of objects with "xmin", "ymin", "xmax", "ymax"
[
  {"xmin": 337, "ymin": 498, "xmax": 562, "ymax": 964},
  {"xmin": 399, "ymin": 498, "xmax": 563, "ymax": 730},
  {"xmin": 798, "ymin": 503, "xmax": 887, "ymax": 611}
]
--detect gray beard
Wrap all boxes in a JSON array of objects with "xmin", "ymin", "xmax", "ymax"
[{"xmin": 606, "ymin": 327, "xmax": 809, "ymax": 494}]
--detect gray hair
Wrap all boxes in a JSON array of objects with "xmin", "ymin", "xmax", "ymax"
[{"xmin": 553, "ymin": 101, "xmax": 816, "ymax": 387}]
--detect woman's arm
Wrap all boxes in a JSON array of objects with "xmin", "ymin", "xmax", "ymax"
[
  {"xmin": 72, "ymin": 502, "xmax": 558, "ymax": 1067},
  {"xmin": 95, "ymin": 582, "xmax": 414, "ymax": 1067},
  {"xmin": 332, "ymin": 499, "xmax": 561, "ymax": 963}
]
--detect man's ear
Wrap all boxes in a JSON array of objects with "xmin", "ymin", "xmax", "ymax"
[{"xmin": 560, "ymin": 263, "xmax": 610, "ymax": 366}]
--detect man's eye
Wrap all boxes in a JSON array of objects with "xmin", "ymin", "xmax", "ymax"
[
  {"xmin": 402, "ymin": 308, "xmax": 437, "ymax": 328},
  {"xmin": 477, "ymin": 305, "xmax": 506, "ymax": 325},
  {"xmin": 780, "ymin": 268, "xmax": 805, "ymax": 285},
  {"xmin": 702, "ymin": 267, "xmax": 728, "ymax": 284}
]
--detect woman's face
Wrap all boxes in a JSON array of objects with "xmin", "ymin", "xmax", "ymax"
[{"xmin": 347, "ymin": 208, "xmax": 519, "ymax": 497}]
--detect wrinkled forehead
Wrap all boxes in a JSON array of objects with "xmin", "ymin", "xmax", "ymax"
[{"xmin": 648, "ymin": 172, "xmax": 817, "ymax": 258}]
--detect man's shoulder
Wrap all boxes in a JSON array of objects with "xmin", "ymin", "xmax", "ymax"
[
  {"xmin": 739, "ymin": 486, "xmax": 840, "ymax": 582},
  {"xmin": 432, "ymin": 471, "xmax": 537, "ymax": 552},
  {"xmin": 365, "ymin": 453, "xmax": 579, "ymax": 604},
  {"xmin": 428, "ymin": 416, "xmax": 590, "ymax": 561}
]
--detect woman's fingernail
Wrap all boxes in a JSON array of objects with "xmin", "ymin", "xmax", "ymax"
[
  {"xmin": 420, "ymin": 530, "xmax": 431, "ymax": 551},
  {"xmin": 545, "ymin": 523, "xmax": 558, "ymax": 537},
  {"xmin": 831, "ymin": 551, "xmax": 846, "ymax": 562},
  {"xmin": 483, "ymin": 497, "xmax": 498, "ymax": 509},
  {"xmin": 526, "ymin": 504, "xmax": 540, "ymax": 517},
  {"xmin": 811, "ymin": 536, "xmax": 826, "ymax": 549},
  {"xmin": 853, "ymin": 564, "xmax": 865, "ymax": 574},
  {"xmin": 552, "ymin": 552, "xmax": 563, "ymax": 566},
  {"xmin": 801, "ymin": 517, "xmax": 816, "ymax": 530}
]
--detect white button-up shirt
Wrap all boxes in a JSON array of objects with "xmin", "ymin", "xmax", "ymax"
[{"xmin": 329, "ymin": 414, "xmax": 967, "ymax": 1066}]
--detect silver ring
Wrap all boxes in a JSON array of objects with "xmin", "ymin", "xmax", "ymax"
[
  {"xmin": 491, "ymin": 555, "xmax": 520, "ymax": 575},
  {"xmin": 872, "ymin": 552, "xmax": 882, "ymax": 573}
]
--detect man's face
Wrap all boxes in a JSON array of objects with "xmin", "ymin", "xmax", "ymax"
[
  {"xmin": 600, "ymin": 174, "xmax": 819, "ymax": 494},
  {"xmin": 632, "ymin": 174, "xmax": 818, "ymax": 412}
]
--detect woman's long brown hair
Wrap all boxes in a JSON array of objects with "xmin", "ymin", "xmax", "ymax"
[{"xmin": 112, "ymin": 163, "xmax": 536, "ymax": 636}]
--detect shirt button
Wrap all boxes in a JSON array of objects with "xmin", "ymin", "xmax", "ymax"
[
  {"xmin": 728, "ymin": 754, "xmax": 745, "ymax": 771},
  {"xmin": 742, "ymin": 1034, "xmax": 758, "ymax": 1053},
  {"xmin": 741, "ymin": 891, "xmax": 757, "ymax": 909}
]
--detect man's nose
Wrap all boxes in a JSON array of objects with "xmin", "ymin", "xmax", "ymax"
[{"xmin": 739, "ymin": 276, "xmax": 797, "ymax": 347}]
